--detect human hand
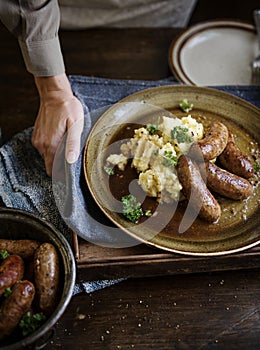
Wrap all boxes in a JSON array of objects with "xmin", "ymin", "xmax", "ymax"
[{"xmin": 32, "ymin": 74, "xmax": 84, "ymax": 176}]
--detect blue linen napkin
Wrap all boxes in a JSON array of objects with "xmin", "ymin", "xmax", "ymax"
[{"xmin": 0, "ymin": 76, "xmax": 259, "ymax": 293}]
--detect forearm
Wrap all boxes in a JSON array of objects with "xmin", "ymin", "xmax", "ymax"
[
  {"xmin": 0, "ymin": 1, "xmax": 83, "ymax": 177},
  {"xmin": 34, "ymin": 74, "xmax": 74, "ymax": 101},
  {"xmin": 0, "ymin": 0, "xmax": 65, "ymax": 76}
]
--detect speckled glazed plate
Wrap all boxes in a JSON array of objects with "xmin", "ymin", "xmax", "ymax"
[
  {"xmin": 84, "ymin": 85, "xmax": 260, "ymax": 256},
  {"xmin": 168, "ymin": 20, "xmax": 257, "ymax": 86}
]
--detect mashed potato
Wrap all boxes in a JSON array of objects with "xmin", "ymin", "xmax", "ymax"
[{"xmin": 105, "ymin": 115, "xmax": 204, "ymax": 203}]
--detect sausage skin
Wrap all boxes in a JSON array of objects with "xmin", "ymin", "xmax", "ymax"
[
  {"xmin": 177, "ymin": 155, "xmax": 221, "ymax": 223},
  {"xmin": 34, "ymin": 243, "xmax": 60, "ymax": 316},
  {"xmin": 0, "ymin": 239, "xmax": 41, "ymax": 260},
  {"xmin": 0, "ymin": 255, "xmax": 24, "ymax": 296},
  {"xmin": 189, "ymin": 121, "xmax": 228, "ymax": 161},
  {"xmin": 203, "ymin": 162, "xmax": 253, "ymax": 200},
  {"xmin": 0, "ymin": 280, "xmax": 35, "ymax": 339},
  {"xmin": 218, "ymin": 130, "xmax": 254, "ymax": 179}
]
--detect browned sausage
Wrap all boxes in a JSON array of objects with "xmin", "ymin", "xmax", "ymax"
[
  {"xmin": 0, "ymin": 255, "xmax": 24, "ymax": 296},
  {"xmin": 0, "ymin": 280, "xmax": 35, "ymax": 339},
  {"xmin": 34, "ymin": 243, "xmax": 60, "ymax": 316},
  {"xmin": 218, "ymin": 130, "xmax": 254, "ymax": 179},
  {"xmin": 177, "ymin": 155, "xmax": 221, "ymax": 223},
  {"xmin": 203, "ymin": 162, "xmax": 253, "ymax": 200},
  {"xmin": 189, "ymin": 121, "xmax": 228, "ymax": 161},
  {"xmin": 0, "ymin": 239, "xmax": 41, "ymax": 260}
]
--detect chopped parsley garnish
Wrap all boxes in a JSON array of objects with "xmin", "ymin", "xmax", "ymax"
[
  {"xmin": 145, "ymin": 209, "xmax": 152, "ymax": 217},
  {"xmin": 146, "ymin": 123, "xmax": 159, "ymax": 135},
  {"xmin": 104, "ymin": 165, "xmax": 115, "ymax": 176},
  {"xmin": 121, "ymin": 194, "xmax": 143, "ymax": 223},
  {"xmin": 3, "ymin": 287, "xmax": 12, "ymax": 298},
  {"xmin": 162, "ymin": 150, "xmax": 178, "ymax": 167},
  {"xmin": 171, "ymin": 126, "xmax": 193, "ymax": 143},
  {"xmin": 19, "ymin": 311, "xmax": 46, "ymax": 337},
  {"xmin": 254, "ymin": 163, "xmax": 260, "ymax": 172},
  {"xmin": 179, "ymin": 98, "xmax": 193, "ymax": 113},
  {"xmin": 0, "ymin": 250, "xmax": 9, "ymax": 260}
]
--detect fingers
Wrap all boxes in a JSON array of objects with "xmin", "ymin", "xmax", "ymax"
[
  {"xmin": 44, "ymin": 149, "xmax": 56, "ymax": 177},
  {"xmin": 32, "ymin": 131, "xmax": 60, "ymax": 177},
  {"xmin": 31, "ymin": 92, "xmax": 85, "ymax": 176},
  {"xmin": 65, "ymin": 117, "xmax": 84, "ymax": 164}
]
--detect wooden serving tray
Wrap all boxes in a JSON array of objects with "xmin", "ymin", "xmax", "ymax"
[{"xmin": 72, "ymin": 232, "xmax": 260, "ymax": 281}]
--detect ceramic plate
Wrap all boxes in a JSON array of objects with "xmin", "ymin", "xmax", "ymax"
[
  {"xmin": 169, "ymin": 20, "xmax": 257, "ymax": 86},
  {"xmin": 84, "ymin": 85, "xmax": 260, "ymax": 256}
]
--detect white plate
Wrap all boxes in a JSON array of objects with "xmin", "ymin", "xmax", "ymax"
[{"xmin": 169, "ymin": 20, "xmax": 258, "ymax": 86}]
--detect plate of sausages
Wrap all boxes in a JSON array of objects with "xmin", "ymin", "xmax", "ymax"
[{"xmin": 84, "ymin": 85, "xmax": 260, "ymax": 256}]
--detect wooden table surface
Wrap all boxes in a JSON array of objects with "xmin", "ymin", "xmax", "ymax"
[{"xmin": 0, "ymin": 3, "xmax": 260, "ymax": 348}]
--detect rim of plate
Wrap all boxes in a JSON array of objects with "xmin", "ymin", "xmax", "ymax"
[{"xmin": 168, "ymin": 19, "xmax": 256, "ymax": 86}]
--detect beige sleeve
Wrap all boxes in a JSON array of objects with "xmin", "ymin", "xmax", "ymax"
[{"xmin": 0, "ymin": 0, "xmax": 65, "ymax": 77}]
